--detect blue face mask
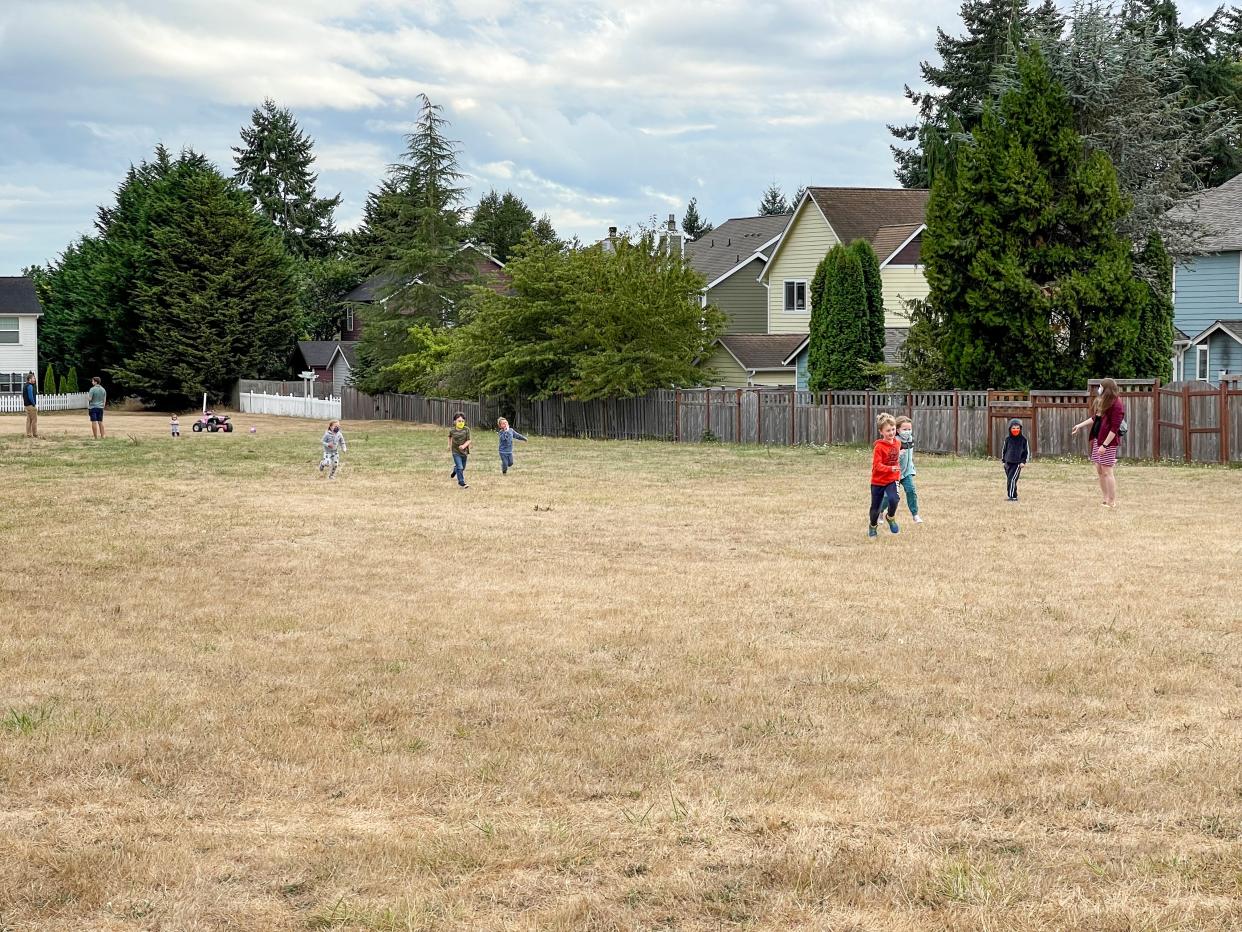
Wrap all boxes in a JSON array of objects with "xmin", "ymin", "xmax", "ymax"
[{"xmin": 898, "ymin": 429, "xmax": 912, "ymax": 442}]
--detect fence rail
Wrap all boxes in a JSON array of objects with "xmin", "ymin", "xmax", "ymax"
[
  {"xmin": 341, "ymin": 381, "xmax": 1242, "ymax": 465},
  {"xmin": 240, "ymin": 390, "xmax": 341, "ymax": 419},
  {"xmin": 0, "ymin": 392, "xmax": 90, "ymax": 413}
]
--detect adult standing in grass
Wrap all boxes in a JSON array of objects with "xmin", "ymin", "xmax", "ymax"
[
  {"xmin": 22, "ymin": 372, "xmax": 37, "ymax": 438},
  {"xmin": 1072, "ymin": 377, "xmax": 1125, "ymax": 508},
  {"xmin": 87, "ymin": 376, "xmax": 107, "ymax": 439}
]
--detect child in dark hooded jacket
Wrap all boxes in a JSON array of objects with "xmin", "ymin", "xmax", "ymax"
[{"xmin": 1002, "ymin": 418, "xmax": 1029, "ymax": 500}]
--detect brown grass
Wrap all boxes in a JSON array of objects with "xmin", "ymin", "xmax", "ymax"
[{"xmin": 1, "ymin": 411, "xmax": 1240, "ymax": 931}]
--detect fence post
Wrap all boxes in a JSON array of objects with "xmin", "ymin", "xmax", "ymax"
[
  {"xmin": 907, "ymin": 392, "xmax": 913, "ymax": 419},
  {"xmin": 674, "ymin": 390, "xmax": 682, "ymax": 442},
  {"xmin": 735, "ymin": 389, "xmax": 742, "ymax": 443},
  {"xmin": 826, "ymin": 391, "xmax": 833, "ymax": 445},
  {"xmin": 1030, "ymin": 392, "xmax": 1040, "ymax": 458},
  {"xmin": 1220, "ymin": 380, "xmax": 1229, "ymax": 465},
  {"xmin": 706, "ymin": 389, "xmax": 712, "ymax": 439},
  {"xmin": 986, "ymin": 391, "xmax": 993, "ymax": 458},
  {"xmin": 788, "ymin": 390, "xmax": 795, "ymax": 445},
  {"xmin": 756, "ymin": 390, "xmax": 762, "ymax": 444},
  {"xmin": 1152, "ymin": 378, "xmax": 1161, "ymax": 460},
  {"xmin": 865, "ymin": 391, "xmax": 872, "ymax": 437},
  {"xmin": 1182, "ymin": 381, "xmax": 1192, "ymax": 463},
  {"xmin": 953, "ymin": 391, "xmax": 960, "ymax": 455}
]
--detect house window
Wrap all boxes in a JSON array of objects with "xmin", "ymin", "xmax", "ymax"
[
  {"xmin": 0, "ymin": 373, "xmax": 24, "ymax": 393},
  {"xmin": 1196, "ymin": 344, "xmax": 1210, "ymax": 381},
  {"xmin": 0, "ymin": 317, "xmax": 18, "ymax": 344},
  {"xmin": 783, "ymin": 280, "xmax": 807, "ymax": 313},
  {"xmin": 345, "ymin": 307, "xmax": 355, "ymax": 334}
]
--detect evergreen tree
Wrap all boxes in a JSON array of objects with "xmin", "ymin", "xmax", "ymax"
[
  {"xmin": 808, "ymin": 244, "xmax": 873, "ymax": 389},
  {"xmin": 469, "ymin": 189, "xmax": 556, "ymax": 262},
  {"xmin": 62, "ymin": 366, "xmax": 80, "ymax": 394},
  {"xmin": 807, "ymin": 252, "xmax": 834, "ymax": 391},
  {"xmin": 897, "ymin": 299, "xmax": 954, "ymax": 389},
  {"xmin": 296, "ymin": 257, "xmax": 363, "ymax": 340},
  {"xmin": 923, "ymin": 48, "xmax": 1150, "ymax": 390},
  {"xmin": 1135, "ymin": 234, "xmax": 1175, "ymax": 380},
  {"xmin": 681, "ymin": 197, "xmax": 713, "ymax": 239},
  {"xmin": 890, "ymin": 0, "xmax": 1054, "ymax": 187},
  {"xmin": 111, "ymin": 152, "xmax": 299, "ymax": 405},
  {"xmin": 852, "ymin": 239, "xmax": 886, "ymax": 382},
  {"xmin": 354, "ymin": 95, "xmax": 478, "ymax": 393},
  {"xmin": 758, "ymin": 184, "xmax": 790, "ymax": 215},
  {"xmin": 232, "ymin": 99, "xmax": 341, "ymax": 259},
  {"xmin": 791, "ymin": 186, "xmax": 807, "ymax": 206},
  {"xmin": 43, "ymin": 364, "xmax": 56, "ymax": 395}
]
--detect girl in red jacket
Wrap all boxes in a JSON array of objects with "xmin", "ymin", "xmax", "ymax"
[
  {"xmin": 1072, "ymin": 377, "xmax": 1125, "ymax": 508},
  {"xmin": 869, "ymin": 413, "xmax": 902, "ymax": 538}
]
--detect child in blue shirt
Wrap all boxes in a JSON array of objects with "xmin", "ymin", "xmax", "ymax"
[
  {"xmin": 895, "ymin": 415, "xmax": 922, "ymax": 524},
  {"xmin": 497, "ymin": 417, "xmax": 528, "ymax": 474}
]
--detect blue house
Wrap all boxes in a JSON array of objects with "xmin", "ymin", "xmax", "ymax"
[{"xmin": 1171, "ymin": 176, "xmax": 1242, "ymax": 382}]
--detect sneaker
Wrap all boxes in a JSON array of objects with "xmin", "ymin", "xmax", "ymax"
[
  {"xmin": 451, "ymin": 470, "xmax": 457, "ymax": 479},
  {"xmin": 868, "ymin": 525, "xmax": 878, "ymax": 539},
  {"xmin": 913, "ymin": 515, "xmax": 923, "ymax": 524},
  {"xmin": 885, "ymin": 515, "xmax": 900, "ymax": 534},
  {"xmin": 460, "ymin": 483, "xmax": 469, "ymax": 489}
]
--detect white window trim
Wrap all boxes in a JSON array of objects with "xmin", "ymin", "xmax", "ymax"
[
  {"xmin": 0, "ymin": 316, "xmax": 18, "ymax": 345},
  {"xmin": 1196, "ymin": 344, "xmax": 1210, "ymax": 381},
  {"xmin": 345, "ymin": 306, "xmax": 355, "ymax": 333},
  {"xmin": 783, "ymin": 279, "xmax": 809, "ymax": 314}
]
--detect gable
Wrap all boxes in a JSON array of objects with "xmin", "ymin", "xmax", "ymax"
[{"xmin": 761, "ymin": 194, "xmax": 836, "ymax": 282}]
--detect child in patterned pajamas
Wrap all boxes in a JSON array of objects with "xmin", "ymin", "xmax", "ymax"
[{"xmin": 319, "ymin": 419, "xmax": 347, "ymax": 478}]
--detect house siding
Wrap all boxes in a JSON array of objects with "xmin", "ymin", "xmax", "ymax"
[
  {"xmin": 707, "ymin": 257, "xmax": 767, "ymax": 334},
  {"xmin": 880, "ymin": 266, "xmax": 928, "ymax": 326},
  {"xmin": 1173, "ymin": 252, "xmax": 1240, "ymax": 338},
  {"xmin": 0, "ymin": 315, "xmax": 38, "ymax": 375},
  {"xmin": 702, "ymin": 346, "xmax": 751, "ymax": 388},
  {"xmin": 751, "ymin": 368, "xmax": 795, "ymax": 387},
  {"xmin": 331, "ymin": 355, "xmax": 352, "ymax": 395},
  {"xmin": 765, "ymin": 204, "xmax": 838, "ymax": 333},
  {"xmin": 795, "ymin": 347, "xmax": 808, "ymax": 390}
]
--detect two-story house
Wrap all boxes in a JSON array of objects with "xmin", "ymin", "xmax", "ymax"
[
  {"xmin": 0, "ymin": 277, "xmax": 43, "ymax": 394},
  {"xmin": 1170, "ymin": 175, "xmax": 1242, "ymax": 383}
]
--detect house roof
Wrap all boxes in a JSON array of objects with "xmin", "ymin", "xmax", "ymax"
[
  {"xmin": 717, "ymin": 333, "xmax": 806, "ymax": 371},
  {"xmin": 1174, "ymin": 175, "xmax": 1242, "ymax": 252},
  {"xmin": 782, "ymin": 327, "xmax": 909, "ymax": 367},
  {"xmin": 686, "ymin": 214, "xmax": 791, "ymax": 285},
  {"xmin": 297, "ymin": 341, "xmax": 348, "ymax": 368},
  {"xmin": 807, "ymin": 187, "xmax": 930, "ymax": 249},
  {"xmin": 329, "ymin": 342, "xmax": 359, "ymax": 368},
  {"xmin": 0, "ymin": 276, "xmax": 43, "ymax": 315},
  {"xmin": 1188, "ymin": 319, "xmax": 1242, "ymax": 345},
  {"xmin": 872, "ymin": 223, "xmax": 924, "ymax": 265},
  {"xmin": 343, "ymin": 273, "xmax": 402, "ymax": 303}
]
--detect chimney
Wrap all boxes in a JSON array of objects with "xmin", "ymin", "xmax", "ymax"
[
  {"xmin": 667, "ymin": 213, "xmax": 676, "ymax": 232},
  {"xmin": 608, "ymin": 226, "xmax": 617, "ymax": 238}
]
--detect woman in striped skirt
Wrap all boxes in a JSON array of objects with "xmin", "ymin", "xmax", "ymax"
[{"xmin": 1072, "ymin": 377, "xmax": 1125, "ymax": 508}]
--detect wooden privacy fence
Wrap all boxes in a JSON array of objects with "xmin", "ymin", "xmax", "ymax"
[{"xmin": 341, "ymin": 380, "xmax": 1242, "ymax": 464}]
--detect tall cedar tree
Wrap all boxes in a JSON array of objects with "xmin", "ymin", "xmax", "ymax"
[
  {"xmin": 808, "ymin": 244, "xmax": 873, "ymax": 389},
  {"xmin": 470, "ymin": 189, "xmax": 559, "ymax": 262},
  {"xmin": 421, "ymin": 235, "xmax": 723, "ymax": 399},
  {"xmin": 758, "ymin": 184, "xmax": 790, "ymax": 215},
  {"xmin": 1005, "ymin": 0, "xmax": 1238, "ymax": 260},
  {"xmin": 681, "ymin": 197, "xmax": 713, "ymax": 239},
  {"xmin": 111, "ymin": 152, "xmax": 299, "ymax": 405},
  {"xmin": 354, "ymin": 95, "xmax": 477, "ymax": 393},
  {"xmin": 890, "ymin": 0, "xmax": 1062, "ymax": 187},
  {"xmin": 923, "ymin": 48, "xmax": 1151, "ymax": 389},
  {"xmin": 233, "ymin": 99, "xmax": 341, "ymax": 259},
  {"xmin": 852, "ymin": 239, "xmax": 886, "ymax": 378},
  {"xmin": 1135, "ymin": 234, "xmax": 1175, "ymax": 380}
]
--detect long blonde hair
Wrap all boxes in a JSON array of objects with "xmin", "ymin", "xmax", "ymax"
[{"xmin": 1094, "ymin": 378, "xmax": 1119, "ymax": 416}]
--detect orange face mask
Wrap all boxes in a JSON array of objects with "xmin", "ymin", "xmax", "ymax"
[{"xmin": 1010, "ymin": 426, "xmax": 1021, "ymax": 435}]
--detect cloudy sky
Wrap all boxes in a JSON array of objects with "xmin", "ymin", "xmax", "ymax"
[{"xmin": 0, "ymin": 0, "xmax": 1219, "ymax": 273}]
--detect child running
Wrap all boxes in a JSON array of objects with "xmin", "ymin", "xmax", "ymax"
[
  {"xmin": 449, "ymin": 413, "xmax": 471, "ymax": 489},
  {"xmin": 497, "ymin": 417, "xmax": 527, "ymax": 474},
  {"xmin": 1002, "ymin": 417, "xmax": 1029, "ymax": 501},
  {"xmin": 319, "ymin": 419, "xmax": 347, "ymax": 479},
  {"xmin": 869, "ymin": 413, "xmax": 902, "ymax": 538},
  {"xmin": 895, "ymin": 415, "xmax": 922, "ymax": 524},
  {"xmin": 170, "ymin": 414, "xmax": 180, "ymax": 438}
]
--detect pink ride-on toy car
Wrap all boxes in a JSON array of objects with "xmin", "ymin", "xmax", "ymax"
[{"xmin": 191, "ymin": 411, "xmax": 233, "ymax": 433}]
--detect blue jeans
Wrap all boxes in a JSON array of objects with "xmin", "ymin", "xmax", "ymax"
[
  {"xmin": 452, "ymin": 452, "xmax": 467, "ymax": 485},
  {"xmin": 899, "ymin": 475, "xmax": 919, "ymax": 516},
  {"xmin": 500, "ymin": 450, "xmax": 514, "ymax": 472},
  {"xmin": 869, "ymin": 482, "xmax": 900, "ymax": 526}
]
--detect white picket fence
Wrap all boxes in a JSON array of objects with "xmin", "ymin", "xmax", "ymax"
[
  {"xmin": 0, "ymin": 392, "xmax": 90, "ymax": 413},
  {"xmin": 240, "ymin": 390, "xmax": 341, "ymax": 419}
]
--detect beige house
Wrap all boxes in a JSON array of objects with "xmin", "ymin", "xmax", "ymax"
[{"xmin": 759, "ymin": 187, "xmax": 929, "ymax": 334}]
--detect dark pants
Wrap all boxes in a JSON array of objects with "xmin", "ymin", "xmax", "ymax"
[
  {"xmin": 452, "ymin": 452, "xmax": 468, "ymax": 485},
  {"xmin": 500, "ymin": 450, "xmax": 514, "ymax": 473},
  {"xmin": 1004, "ymin": 462, "xmax": 1022, "ymax": 499},
  {"xmin": 869, "ymin": 482, "xmax": 900, "ymax": 526}
]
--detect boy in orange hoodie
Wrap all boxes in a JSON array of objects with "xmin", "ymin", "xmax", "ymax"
[{"xmin": 869, "ymin": 413, "xmax": 902, "ymax": 538}]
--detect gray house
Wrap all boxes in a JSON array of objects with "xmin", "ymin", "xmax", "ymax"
[{"xmin": 686, "ymin": 214, "xmax": 791, "ymax": 334}]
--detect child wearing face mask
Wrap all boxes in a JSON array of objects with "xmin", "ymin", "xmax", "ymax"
[
  {"xmin": 448, "ymin": 412, "xmax": 472, "ymax": 488},
  {"xmin": 319, "ymin": 419, "xmax": 347, "ymax": 479},
  {"xmin": 1001, "ymin": 418, "xmax": 1029, "ymax": 501},
  {"xmin": 894, "ymin": 415, "xmax": 922, "ymax": 524}
]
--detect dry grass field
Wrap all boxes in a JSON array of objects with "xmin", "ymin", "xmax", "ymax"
[{"xmin": 1, "ymin": 411, "xmax": 1240, "ymax": 931}]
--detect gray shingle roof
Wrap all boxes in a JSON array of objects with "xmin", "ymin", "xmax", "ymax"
[
  {"xmin": 1174, "ymin": 175, "xmax": 1242, "ymax": 252},
  {"xmin": 686, "ymin": 214, "xmax": 791, "ymax": 285},
  {"xmin": 781, "ymin": 327, "xmax": 909, "ymax": 367},
  {"xmin": 807, "ymin": 188, "xmax": 929, "ymax": 250},
  {"xmin": 718, "ymin": 333, "xmax": 806, "ymax": 370},
  {"xmin": 297, "ymin": 341, "xmax": 346, "ymax": 368},
  {"xmin": 1189, "ymin": 319, "xmax": 1242, "ymax": 344},
  {"xmin": 0, "ymin": 276, "xmax": 43, "ymax": 315}
]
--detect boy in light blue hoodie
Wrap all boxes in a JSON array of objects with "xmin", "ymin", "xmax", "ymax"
[
  {"xmin": 895, "ymin": 415, "xmax": 923, "ymax": 523},
  {"xmin": 497, "ymin": 417, "xmax": 528, "ymax": 474}
]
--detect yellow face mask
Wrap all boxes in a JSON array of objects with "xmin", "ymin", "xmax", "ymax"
[{"xmin": 455, "ymin": 419, "xmax": 465, "ymax": 429}]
